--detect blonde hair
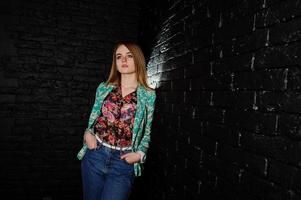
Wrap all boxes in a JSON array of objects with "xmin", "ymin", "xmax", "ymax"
[{"xmin": 105, "ymin": 41, "xmax": 154, "ymax": 91}]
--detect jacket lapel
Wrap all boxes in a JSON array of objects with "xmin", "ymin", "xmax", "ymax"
[
  {"xmin": 132, "ymin": 83, "xmax": 146, "ymax": 145},
  {"xmin": 96, "ymin": 83, "xmax": 114, "ymax": 115}
]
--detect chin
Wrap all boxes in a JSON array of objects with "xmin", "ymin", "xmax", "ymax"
[{"xmin": 118, "ymin": 69, "xmax": 135, "ymax": 74}]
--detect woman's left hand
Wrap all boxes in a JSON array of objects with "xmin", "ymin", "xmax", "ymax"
[{"xmin": 120, "ymin": 152, "xmax": 141, "ymax": 164}]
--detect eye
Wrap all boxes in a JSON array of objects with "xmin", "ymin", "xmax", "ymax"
[
  {"xmin": 116, "ymin": 56, "xmax": 121, "ymax": 59},
  {"xmin": 127, "ymin": 54, "xmax": 133, "ymax": 58}
]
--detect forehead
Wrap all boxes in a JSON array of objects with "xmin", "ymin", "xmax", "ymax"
[{"xmin": 116, "ymin": 44, "xmax": 131, "ymax": 54}]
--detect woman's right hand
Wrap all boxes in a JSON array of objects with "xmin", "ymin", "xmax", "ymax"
[{"xmin": 83, "ymin": 131, "xmax": 97, "ymax": 150}]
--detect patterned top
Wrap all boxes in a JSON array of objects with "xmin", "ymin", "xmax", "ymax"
[{"xmin": 93, "ymin": 84, "xmax": 137, "ymax": 147}]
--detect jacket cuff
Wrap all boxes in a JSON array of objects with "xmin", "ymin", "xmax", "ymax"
[
  {"xmin": 136, "ymin": 150, "xmax": 146, "ymax": 163},
  {"xmin": 85, "ymin": 128, "xmax": 95, "ymax": 135}
]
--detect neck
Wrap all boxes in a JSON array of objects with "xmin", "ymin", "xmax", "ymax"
[{"xmin": 120, "ymin": 73, "xmax": 138, "ymax": 88}]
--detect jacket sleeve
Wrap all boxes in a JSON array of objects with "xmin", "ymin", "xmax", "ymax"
[
  {"xmin": 77, "ymin": 82, "xmax": 104, "ymax": 160},
  {"xmin": 136, "ymin": 90, "xmax": 156, "ymax": 163},
  {"xmin": 86, "ymin": 82, "xmax": 104, "ymax": 131}
]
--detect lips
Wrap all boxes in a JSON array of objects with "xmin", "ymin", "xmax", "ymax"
[{"xmin": 121, "ymin": 64, "xmax": 128, "ymax": 68}]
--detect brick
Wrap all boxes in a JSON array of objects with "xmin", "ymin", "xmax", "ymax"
[
  {"xmin": 160, "ymin": 68, "xmax": 184, "ymax": 81},
  {"xmin": 215, "ymin": 13, "xmax": 254, "ymax": 41},
  {"xmin": 157, "ymin": 80, "xmax": 172, "ymax": 91},
  {"xmin": 199, "ymin": 72, "xmax": 232, "ymax": 90},
  {"xmin": 257, "ymin": 91, "xmax": 297, "ymax": 112},
  {"xmin": 185, "ymin": 90, "xmax": 202, "ymax": 105},
  {"xmin": 269, "ymin": 16, "xmax": 301, "ymax": 45},
  {"xmin": 241, "ymin": 171, "xmax": 290, "ymax": 199},
  {"xmin": 191, "ymin": 25, "xmax": 212, "ymax": 49},
  {"xmin": 174, "ymin": 104, "xmax": 192, "ymax": 118},
  {"xmin": 171, "ymin": 52, "xmax": 193, "ymax": 68},
  {"xmin": 225, "ymin": 110, "xmax": 278, "ymax": 135},
  {"xmin": 219, "ymin": 143, "xmax": 268, "ymax": 178},
  {"xmin": 215, "ymin": 176, "xmax": 253, "ymax": 200},
  {"xmin": 287, "ymin": 67, "xmax": 301, "ymax": 90},
  {"xmin": 254, "ymin": 9, "xmax": 268, "ymax": 29},
  {"xmin": 184, "ymin": 62, "xmax": 211, "ymax": 79},
  {"xmin": 172, "ymin": 78, "xmax": 189, "ymax": 90},
  {"xmin": 286, "ymin": 140, "xmax": 301, "ymax": 167},
  {"xmin": 194, "ymin": 106, "xmax": 224, "ymax": 123},
  {"xmin": 193, "ymin": 47, "xmax": 212, "ymax": 63},
  {"xmin": 266, "ymin": 1, "xmax": 301, "ymax": 25},
  {"xmin": 279, "ymin": 114, "xmax": 301, "ymax": 140},
  {"xmin": 240, "ymin": 131, "xmax": 301, "ymax": 166},
  {"xmin": 233, "ymin": 29, "xmax": 268, "ymax": 54},
  {"xmin": 212, "ymin": 52, "xmax": 253, "ymax": 73},
  {"xmin": 203, "ymin": 153, "xmax": 242, "ymax": 185},
  {"xmin": 181, "ymin": 117, "xmax": 202, "ymax": 132},
  {"xmin": 190, "ymin": 134, "xmax": 216, "ymax": 155},
  {"xmin": 218, "ymin": 144, "xmax": 246, "ymax": 166},
  {"xmin": 235, "ymin": 68, "xmax": 288, "ymax": 90},
  {"xmin": 161, "ymin": 91, "xmax": 184, "ymax": 103},
  {"xmin": 268, "ymin": 159, "xmax": 297, "ymax": 188},
  {"xmin": 255, "ymin": 43, "xmax": 301, "ymax": 69},
  {"xmin": 213, "ymin": 91, "xmax": 254, "ymax": 110},
  {"xmin": 203, "ymin": 123, "xmax": 239, "ymax": 146},
  {"xmin": 243, "ymin": 152, "xmax": 268, "ymax": 178}
]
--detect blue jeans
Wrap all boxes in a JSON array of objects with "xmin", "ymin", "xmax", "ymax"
[{"xmin": 81, "ymin": 142, "xmax": 135, "ymax": 200}]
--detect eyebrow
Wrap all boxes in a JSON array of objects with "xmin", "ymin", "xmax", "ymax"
[{"xmin": 116, "ymin": 52, "xmax": 132, "ymax": 55}]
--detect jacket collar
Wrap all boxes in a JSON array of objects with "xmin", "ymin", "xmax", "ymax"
[{"xmin": 106, "ymin": 82, "xmax": 143, "ymax": 94}]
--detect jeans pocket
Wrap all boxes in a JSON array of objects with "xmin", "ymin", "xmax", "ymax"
[
  {"xmin": 123, "ymin": 159, "xmax": 134, "ymax": 166},
  {"xmin": 87, "ymin": 141, "xmax": 103, "ymax": 151}
]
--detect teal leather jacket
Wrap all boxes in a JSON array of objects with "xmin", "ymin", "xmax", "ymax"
[{"xmin": 77, "ymin": 81, "xmax": 156, "ymax": 177}]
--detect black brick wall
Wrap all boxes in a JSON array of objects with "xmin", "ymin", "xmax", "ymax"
[{"xmin": 145, "ymin": 0, "xmax": 301, "ymax": 199}]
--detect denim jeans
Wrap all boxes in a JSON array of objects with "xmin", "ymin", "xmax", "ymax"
[{"xmin": 81, "ymin": 141, "xmax": 135, "ymax": 200}]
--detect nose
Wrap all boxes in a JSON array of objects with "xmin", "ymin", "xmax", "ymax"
[{"xmin": 121, "ymin": 56, "xmax": 127, "ymax": 62}]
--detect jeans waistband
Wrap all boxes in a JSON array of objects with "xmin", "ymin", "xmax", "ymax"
[{"xmin": 95, "ymin": 134, "xmax": 132, "ymax": 151}]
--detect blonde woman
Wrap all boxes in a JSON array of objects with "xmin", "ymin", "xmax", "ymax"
[{"xmin": 77, "ymin": 41, "xmax": 156, "ymax": 200}]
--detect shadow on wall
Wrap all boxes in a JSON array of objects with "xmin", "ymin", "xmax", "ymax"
[
  {"xmin": 138, "ymin": 0, "xmax": 170, "ymax": 63},
  {"xmin": 138, "ymin": 0, "xmax": 171, "ymax": 89}
]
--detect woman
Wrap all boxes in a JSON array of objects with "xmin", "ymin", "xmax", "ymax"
[{"xmin": 76, "ymin": 41, "xmax": 156, "ymax": 200}]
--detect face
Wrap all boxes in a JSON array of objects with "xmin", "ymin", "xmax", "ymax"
[{"xmin": 115, "ymin": 44, "xmax": 136, "ymax": 75}]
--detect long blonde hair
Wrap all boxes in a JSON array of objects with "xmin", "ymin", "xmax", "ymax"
[{"xmin": 105, "ymin": 41, "xmax": 154, "ymax": 91}]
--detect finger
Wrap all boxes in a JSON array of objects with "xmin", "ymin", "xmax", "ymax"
[
  {"xmin": 88, "ymin": 143, "xmax": 96, "ymax": 150},
  {"xmin": 120, "ymin": 153, "xmax": 128, "ymax": 159},
  {"xmin": 93, "ymin": 141, "xmax": 97, "ymax": 149}
]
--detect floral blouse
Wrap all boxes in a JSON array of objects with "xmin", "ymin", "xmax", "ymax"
[{"xmin": 93, "ymin": 84, "xmax": 137, "ymax": 147}]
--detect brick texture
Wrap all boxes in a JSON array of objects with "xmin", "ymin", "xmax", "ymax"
[{"xmin": 145, "ymin": 0, "xmax": 301, "ymax": 199}]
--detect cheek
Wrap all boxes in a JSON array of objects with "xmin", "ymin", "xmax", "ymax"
[
  {"xmin": 129, "ymin": 60, "xmax": 136, "ymax": 68},
  {"xmin": 116, "ymin": 60, "xmax": 123, "ymax": 68}
]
